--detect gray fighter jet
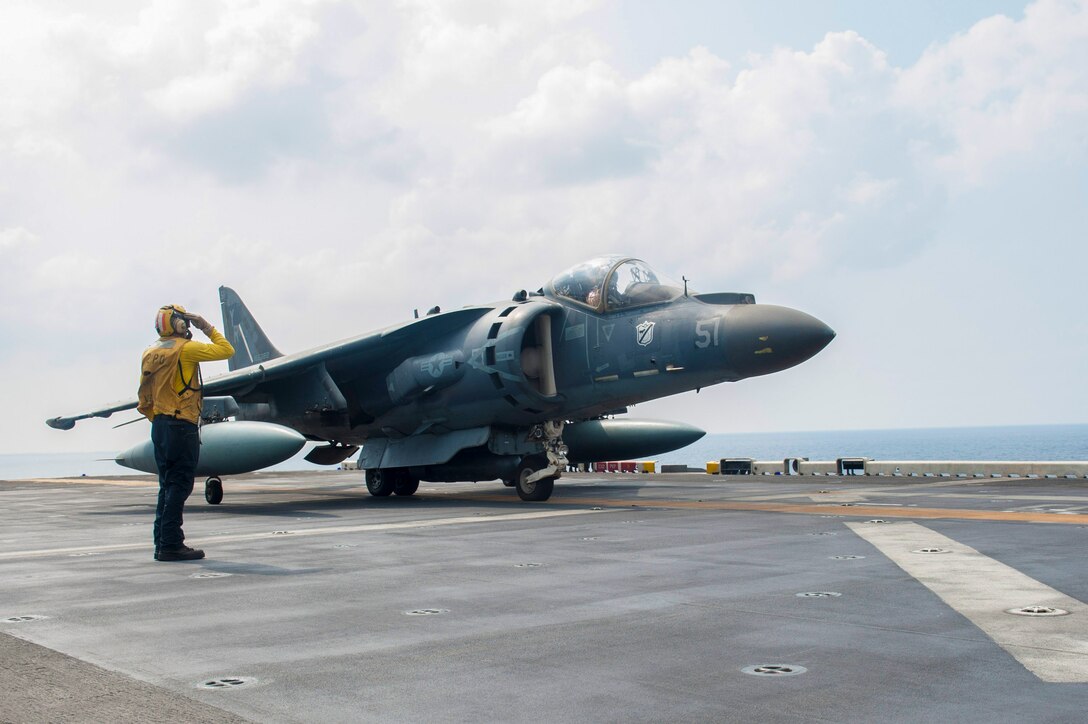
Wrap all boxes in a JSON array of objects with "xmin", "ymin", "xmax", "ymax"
[{"xmin": 47, "ymin": 256, "xmax": 834, "ymax": 502}]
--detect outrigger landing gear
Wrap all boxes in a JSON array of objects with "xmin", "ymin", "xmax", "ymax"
[{"xmin": 204, "ymin": 476, "xmax": 224, "ymax": 505}]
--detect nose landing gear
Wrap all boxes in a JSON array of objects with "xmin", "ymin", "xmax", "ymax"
[
  {"xmin": 509, "ymin": 456, "xmax": 556, "ymax": 501},
  {"xmin": 509, "ymin": 421, "xmax": 568, "ymax": 501}
]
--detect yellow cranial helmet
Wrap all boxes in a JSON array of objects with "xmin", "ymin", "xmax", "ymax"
[{"xmin": 155, "ymin": 304, "xmax": 189, "ymax": 336}]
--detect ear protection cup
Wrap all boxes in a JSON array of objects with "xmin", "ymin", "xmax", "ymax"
[{"xmin": 156, "ymin": 304, "xmax": 191, "ymax": 337}]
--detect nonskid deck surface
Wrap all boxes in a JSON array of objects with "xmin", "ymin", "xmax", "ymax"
[{"xmin": 2, "ymin": 471, "xmax": 1087, "ymax": 722}]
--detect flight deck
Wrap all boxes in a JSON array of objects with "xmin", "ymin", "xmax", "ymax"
[{"xmin": 2, "ymin": 471, "xmax": 1086, "ymax": 722}]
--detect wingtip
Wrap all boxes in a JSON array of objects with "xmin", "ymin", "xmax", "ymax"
[{"xmin": 47, "ymin": 417, "xmax": 76, "ymax": 431}]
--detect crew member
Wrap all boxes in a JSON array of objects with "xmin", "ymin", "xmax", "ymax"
[{"xmin": 137, "ymin": 304, "xmax": 234, "ymax": 561}]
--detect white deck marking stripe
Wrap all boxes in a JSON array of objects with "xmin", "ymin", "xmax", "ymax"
[
  {"xmin": 848, "ymin": 521, "xmax": 1088, "ymax": 683},
  {"xmin": 0, "ymin": 509, "xmax": 611, "ymax": 560}
]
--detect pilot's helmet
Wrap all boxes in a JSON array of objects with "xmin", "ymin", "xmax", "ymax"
[{"xmin": 155, "ymin": 304, "xmax": 189, "ymax": 337}]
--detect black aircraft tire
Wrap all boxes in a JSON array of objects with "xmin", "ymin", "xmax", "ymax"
[
  {"xmin": 365, "ymin": 469, "xmax": 395, "ymax": 497},
  {"xmin": 514, "ymin": 460, "xmax": 555, "ymax": 502},
  {"xmin": 204, "ymin": 477, "xmax": 224, "ymax": 505},
  {"xmin": 393, "ymin": 476, "xmax": 419, "ymax": 496}
]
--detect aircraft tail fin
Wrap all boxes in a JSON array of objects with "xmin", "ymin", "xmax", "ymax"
[{"xmin": 219, "ymin": 286, "xmax": 283, "ymax": 371}]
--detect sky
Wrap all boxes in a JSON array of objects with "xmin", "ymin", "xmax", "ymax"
[{"xmin": 2, "ymin": 0, "xmax": 1086, "ymax": 455}]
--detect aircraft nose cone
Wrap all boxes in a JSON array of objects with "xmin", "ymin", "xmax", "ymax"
[{"xmin": 724, "ymin": 304, "xmax": 835, "ymax": 378}]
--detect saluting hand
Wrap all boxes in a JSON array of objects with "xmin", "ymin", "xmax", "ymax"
[{"xmin": 188, "ymin": 314, "xmax": 213, "ymax": 335}]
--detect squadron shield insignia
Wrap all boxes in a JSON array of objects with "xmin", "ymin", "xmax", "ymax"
[{"xmin": 636, "ymin": 320, "xmax": 655, "ymax": 347}]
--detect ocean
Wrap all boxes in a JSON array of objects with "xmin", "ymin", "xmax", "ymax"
[
  {"xmin": 662, "ymin": 424, "xmax": 1088, "ymax": 467},
  {"xmin": 3, "ymin": 424, "xmax": 1085, "ymax": 481}
]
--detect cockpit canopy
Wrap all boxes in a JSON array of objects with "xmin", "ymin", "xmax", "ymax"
[{"xmin": 548, "ymin": 256, "xmax": 684, "ymax": 313}]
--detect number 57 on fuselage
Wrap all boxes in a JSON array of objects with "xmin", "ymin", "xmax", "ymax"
[{"xmin": 47, "ymin": 256, "xmax": 835, "ymax": 503}]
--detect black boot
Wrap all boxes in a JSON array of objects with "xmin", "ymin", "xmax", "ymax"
[{"xmin": 156, "ymin": 545, "xmax": 205, "ymax": 561}]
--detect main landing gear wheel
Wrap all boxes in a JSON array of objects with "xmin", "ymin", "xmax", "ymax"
[
  {"xmin": 513, "ymin": 457, "xmax": 555, "ymax": 502},
  {"xmin": 393, "ymin": 475, "xmax": 420, "ymax": 497},
  {"xmin": 365, "ymin": 468, "xmax": 395, "ymax": 497},
  {"xmin": 204, "ymin": 476, "xmax": 224, "ymax": 505}
]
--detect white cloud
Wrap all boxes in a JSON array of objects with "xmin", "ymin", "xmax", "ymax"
[
  {"xmin": 32, "ymin": 253, "xmax": 123, "ymax": 291},
  {"xmin": 484, "ymin": 61, "xmax": 649, "ymax": 184},
  {"xmin": 142, "ymin": 0, "xmax": 324, "ymax": 122},
  {"xmin": 493, "ymin": 61, "xmax": 627, "ymax": 136},
  {"xmin": 0, "ymin": 0, "xmax": 328, "ymax": 174},
  {"xmin": 841, "ymin": 175, "xmax": 898, "ymax": 205},
  {"xmin": 0, "ymin": 227, "xmax": 38, "ymax": 250},
  {"xmin": 459, "ymin": 31, "xmax": 932, "ymax": 278},
  {"xmin": 2, "ymin": 2, "xmax": 1079, "ymax": 292},
  {"xmin": 896, "ymin": 0, "xmax": 1088, "ymax": 185}
]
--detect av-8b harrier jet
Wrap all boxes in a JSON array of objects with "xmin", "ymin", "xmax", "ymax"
[{"xmin": 47, "ymin": 256, "xmax": 834, "ymax": 503}]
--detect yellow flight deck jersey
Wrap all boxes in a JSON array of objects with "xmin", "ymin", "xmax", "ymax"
[{"xmin": 137, "ymin": 328, "xmax": 235, "ymax": 424}]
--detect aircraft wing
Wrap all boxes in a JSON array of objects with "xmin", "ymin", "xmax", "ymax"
[{"xmin": 46, "ymin": 306, "xmax": 491, "ymax": 431}]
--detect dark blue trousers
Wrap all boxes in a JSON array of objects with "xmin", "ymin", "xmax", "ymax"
[{"xmin": 151, "ymin": 416, "xmax": 199, "ymax": 550}]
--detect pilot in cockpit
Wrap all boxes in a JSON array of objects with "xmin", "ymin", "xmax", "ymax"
[
  {"xmin": 550, "ymin": 257, "xmax": 682, "ymax": 312},
  {"xmin": 551, "ymin": 258, "xmax": 611, "ymax": 307},
  {"xmin": 586, "ymin": 285, "xmax": 602, "ymax": 307}
]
